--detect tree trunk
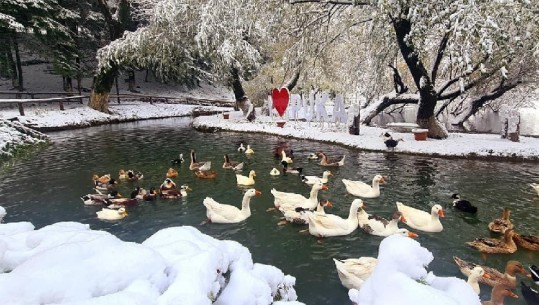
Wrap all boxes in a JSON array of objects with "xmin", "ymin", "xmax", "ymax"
[
  {"xmin": 12, "ymin": 31, "xmax": 23, "ymax": 95},
  {"xmin": 284, "ymin": 68, "xmax": 301, "ymax": 91},
  {"xmin": 416, "ymin": 87, "xmax": 448, "ymax": 139},
  {"xmin": 64, "ymin": 76, "xmax": 73, "ymax": 92},
  {"xmin": 127, "ymin": 70, "xmax": 136, "ymax": 92},
  {"xmin": 89, "ymin": 64, "xmax": 117, "ymax": 113},
  {"xmin": 230, "ymin": 67, "xmax": 255, "ymax": 121}
]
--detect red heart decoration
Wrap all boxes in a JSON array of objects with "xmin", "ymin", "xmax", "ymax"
[{"xmin": 271, "ymin": 87, "xmax": 289, "ymax": 117}]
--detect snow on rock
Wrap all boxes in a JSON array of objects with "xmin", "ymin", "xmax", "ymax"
[{"xmin": 0, "ymin": 119, "xmax": 48, "ymax": 159}]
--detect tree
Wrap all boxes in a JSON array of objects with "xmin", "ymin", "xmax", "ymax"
[{"xmin": 289, "ymin": 0, "xmax": 539, "ymax": 139}]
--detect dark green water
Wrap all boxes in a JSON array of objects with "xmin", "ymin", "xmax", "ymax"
[{"xmin": 1, "ymin": 117, "xmax": 537, "ymax": 305}]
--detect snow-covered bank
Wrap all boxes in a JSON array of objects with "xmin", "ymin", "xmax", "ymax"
[
  {"xmin": 193, "ymin": 110, "xmax": 539, "ymax": 161},
  {"xmin": 0, "ymin": 220, "xmax": 301, "ymax": 305},
  {"xmin": 0, "ymin": 119, "xmax": 48, "ymax": 160}
]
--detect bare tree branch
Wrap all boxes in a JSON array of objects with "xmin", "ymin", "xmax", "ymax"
[
  {"xmin": 431, "ymin": 31, "xmax": 450, "ymax": 86},
  {"xmin": 361, "ymin": 93, "xmax": 419, "ymax": 125},
  {"xmin": 289, "ymin": 0, "xmax": 368, "ymax": 5},
  {"xmin": 435, "ymin": 55, "xmax": 490, "ymax": 97}
]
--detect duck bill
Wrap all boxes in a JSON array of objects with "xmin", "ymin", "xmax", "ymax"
[
  {"xmin": 379, "ymin": 177, "xmax": 386, "ymax": 183},
  {"xmin": 407, "ymin": 231, "xmax": 418, "ymax": 238},
  {"xmin": 438, "ymin": 209, "xmax": 445, "ymax": 218},
  {"xmin": 482, "ymin": 272, "xmax": 492, "ymax": 280},
  {"xmin": 400, "ymin": 216, "xmax": 407, "ymax": 223},
  {"xmin": 508, "ymin": 291, "xmax": 518, "ymax": 299},
  {"xmin": 255, "ymin": 190, "xmax": 262, "ymax": 196},
  {"xmin": 325, "ymin": 200, "xmax": 333, "ymax": 208},
  {"xmin": 321, "ymin": 185, "xmax": 329, "ymax": 191}
]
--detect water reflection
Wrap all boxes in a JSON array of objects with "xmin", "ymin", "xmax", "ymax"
[{"xmin": 0, "ymin": 117, "xmax": 537, "ymax": 305}]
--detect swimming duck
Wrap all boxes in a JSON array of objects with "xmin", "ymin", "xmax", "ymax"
[
  {"xmin": 281, "ymin": 161, "xmax": 303, "ymax": 175},
  {"xmin": 166, "ymin": 168, "xmax": 178, "ymax": 178},
  {"xmin": 92, "ymin": 174, "xmax": 111, "ymax": 185},
  {"xmin": 451, "ymin": 193, "xmax": 477, "ymax": 213},
  {"xmin": 521, "ymin": 281, "xmax": 539, "ymax": 305},
  {"xmin": 238, "ymin": 143, "xmax": 246, "ymax": 153},
  {"xmin": 189, "ymin": 150, "xmax": 211, "ymax": 171},
  {"xmin": 531, "ymin": 183, "xmax": 539, "ymax": 196},
  {"xmin": 360, "ymin": 210, "xmax": 408, "ymax": 237},
  {"xmin": 96, "ymin": 207, "xmax": 128, "ymax": 220},
  {"xmin": 531, "ymin": 265, "xmax": 539, "ymax": 285},
  {"xmin": 280, "ymin": 200, "xmax": 333, "ymax": 225},
  {"xmin": 453, "ymin": 257, "xmax": 531, "ymax": 289},
  {"xmin": 160, "ymin": 178, "xmax": 177, "ymax": 191},
  {"xmin": 118, "ymin": 170, "xmax": 127, "ymax": 180},
  {"xmin": 317, "ymin": 152, "xmax": 345, "ymax": 167},
  {"xmin": 236, "ymin": 170, "xmax": 256, "ymax": 186},
  {"xmin": 81, "ymin": 190, "xmax": 121, "ymax": 206},
  {"xmin": 270, "ymin": 168, "xmax": 280, "ymax": 176},
  {"xmin": 222, "ymin": 154, "xmax": 243, "ymax": 171},
  {"xmin": 143, "ymin": 187, "xmax": 157, "ymax": 201},
  {"xmin": 305, "ymin": 198, "xmax": 363, "ymax": 238},
  {"xmin": 396, "ymin": 202, "xmax": 444, "ymax": 233},
  {"xmin": 171, "ymin": 153, "xmax": 184, "ymax": 165},
  {"xmin": 194, "ymin": 170, "xmax": 217, "ymax": 179},
  {"xmin": 107, "ymin": 188, "xmax": 139, "ymax": 206},
  {"xmin": 245, "ymin": 145, "xmax": 254, "ymax": 155},
  {"xmin": 126, "ymin": 170, "xmax": 144, "ymax": 182},
  {"xmin": 466, "ymin": 266, "xmax": 490, "ymax": 295},
  {"xmin": 467, "ymin": 229, "xmax": 517, "ymax": 254},
  {"xmin": 94, "ymin": 178, "xmax": 118, "ymax": 192},
  {"xmin": 271, "ymin": 181, "xmax": 328, "ymax": 210},
  {"xmin": 302, "ymin": 170, "xmax": 333, "ymax": 185},
  {"xmin": 333, "ymin": 229, "xmax": 418, "ymax": 290},
  {"xmin": 281, "ymin": 150, "xmax": 294, "ymax": 164},
  {"xmin": 202, "ymin": 188, "xmax": 262, "ymax": 223},
  {"xmin": 482, "ymin": 283, "xmax": 518, "ymax": 305},
  {"xmin": 513, "ymin": 233, "xmax": 539, "ymax": 251},
  {"xmin": 488, "ymin": 207, "xmax": 514, "ymax": 234},
  {"xmin": 355, "ymin": 199, "xmax": 371, "ymax": 227},
  {"xmin": 342, "ymin": 175, "xmax": 385, "ymax": 198},
  {"xmin": 179, "ymin": 184, "xmax": 192, "ymax": 197},
  {"xmin": 307, "ymin": 152, "xmax": 319, "ymax": 160}
]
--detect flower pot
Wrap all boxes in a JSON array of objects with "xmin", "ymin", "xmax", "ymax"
[
  {"xmin": 276, "ymin": 121, "xmax": 286, "ymax": 128},
  {"xmin": 412, "ymin": 128, "xmax": 429, "ymax": 141},
  {"xmin": 223, "ymin": 113, "xmax": 230, "ymax": 119}
]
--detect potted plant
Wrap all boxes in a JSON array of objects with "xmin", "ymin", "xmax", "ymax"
[{"xmin": 412, "ymin": 128, "xmax": 429, "ymax": 141}]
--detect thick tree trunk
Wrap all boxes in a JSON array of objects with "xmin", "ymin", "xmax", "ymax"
[
  {"xmin": 230, "ymin": 67, "xmax": 255, "ymax": 121},
  {"xmin": 416, "ymin": 87, "xmax": 448, "ymax": 139},
  {"xmin": 127, "ymin": 70, "xmax": 136, "ymax": 92},
  {"xmin": 284, "ymin": 69, "xmax": 301, "ymax": 91},
  {"xmin": 89, "ymin": 65, "xmax": 117, "ymax": 113}
]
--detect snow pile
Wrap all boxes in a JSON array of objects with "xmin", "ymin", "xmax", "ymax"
[
  {"xmin": 0, "ymin": 220, "xmax": 302, "ymax": 305},
  {"xmin": 348, "ymin": 235, "xmax": 480, "ymax": 305},
  {"xmin": 0, "ymin": 119, "xmax": 48, "ymax": 159}
]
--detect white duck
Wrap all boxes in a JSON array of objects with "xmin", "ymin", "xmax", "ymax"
[
  {"xmin": 356, "ymin": 199, "xmax": 371, "ymax": 227},
  {"xmin": 342, "ymin": 174, "xmax": 385, "ymax": 198},
  {"xmin": 202, "ymin": 189, "xmax": 262, "ymax": 223},
  {"xmin": 360, "ymin": 211, "xmax": 408, "ymax": 237},
  {"xmin": 271, "ymin": 181, "xmax": 328, "ymax": 210},
  {"xmin": 307, "ymin": 152, "xmax": 319, "ymax": 160},
  {"xmin": 96, "ymin": 207, "xmax": 128, "ymax": 220},
  {"xmin": 305, "ymin": 198, "xmax": 362, "ymax": 237},
  {"xmin": 333, "ymin": 229, "xmax": 418, "ymax": 290},
  {"xmin": 467, "ymin": 266, "xmax": 487, "ymax": 295},
  {"xmin": 270, "ymin": 168, "xmax": 280, "ymax": 176},
  {"xmin": 396, "ymin": 202, "xmax": 445, "ymax": 233},
  {"xmin": 245, "ymin": 145, "xmax": 254, "ymax": 155},
  {"xmin": 236, "ymin": 170, "xmax": 256, "ymax": 186},
  {"xmin": 530, "ymin": 183, "xmax": 539, "ymax": 196},
  {"xmin": 302, "ymin": 170, "xmax": 333, "ymax": 185},
  {"xmin": 238, "ymin": 143, "xmax": 246, "ymax": 153},
  {"xmin": 281, "ymin": 200, "xmax": 333, "ymax": 225},
  {"xmin": 281, "ymin": 150, "xmax": 293, "ymax": 164}
]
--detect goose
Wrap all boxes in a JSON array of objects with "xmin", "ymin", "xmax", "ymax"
[
  {"xmin": 166, "ymin": 168, "xmax": 178, "ymax": 178},
  {"xmin": 396, "ymin": 202, "xmax": 444, "ymax": 233},
  {"xmin": 333, "ymin": 229, "xmax": 418, "ymax": 290},
  {"xmin": 281, "ymin": 161, "xmax": 303, "ymax": 175},
  {"xmin": 531, "ymin": 265, "xmax": 539, "ymax": 285},
  {"xmin": 270, "ymin": 168, "xmax": 280, "ymax": 176},
  {"xmin": 236, "ymin": 170, "xmax": 256, "ymax": 186},
  {"xmin": 307, "ymin": 152, "xmax": 319, "ymax": 160},
  {"xmin": 96, "ymin": 207, "xmax": 128, "ymax": 220},
  {"xmin": 317, "ymin": 152, "xmax": 345, "ymax": 167},
  {"xmin": 81, "ymin": 190, "xmax": 121, "ymax": 206},
  {"xmin": 513, "ymin": 233, "xmax": 539, "ymax": 251},
  {"xmin": 280, "ymin": 200, "xmax": 333, "ymax": 225},
  {"xmin": 453, "ymin": 256, "xmax": 531, "ymax": 289},
  {"xmin": 238, "ymin": 143, "xmax": 246, "ymax": 153},
  {"xmin": 451, "ymin": 193, "xmax": 477, "ymax": 213},
  {"xmin": 189, "ymin": 150, "xmax": 211, "ymax": 171},
  {"xmin": 245, "ymin": 145, "xmax": 254, "ymax": 155},
  {"xmin": 202, "ymin": 189, "xmax": 262, "ymax": 223},
  {"xmin": 281, "ymin": 150, "xmax": 293, "ymax": 164},
  {"xmin": 531, "ymin": 183, "xmax": 539, "ymax": 196},
  {"xmin": 482, "ymin": 283, "xmax": 518, "ymax": 305},
  {"xmin": 488, "ymin": 207, "xmax": 514, "ymax": 234},
  {"xmin": 342, "ymin": 175, "xmax": 385, "ymax": 198},
  {"xmin": 171, "ymin": 153, "xmax": 184, "ymax": 165},
  {"xmin": 302, "ymin": 170, "xmax": 333, "ymax": 185},
  {"xmin": 521, "ymin": 281, "xmax": 539, "ymax": 305},
  {"xmin": 466, "ymin": 229, "xmax": 518, "ymax": 254},
  {"xmin": 223, "ymin": 154, "xmax": 243, "ymax": 171},
  {"xmin": 305, "ymin": 198, "xmax": 362, "ymax": 237},
  {"xmin": 356, "ymin": 199, "xmax": 371, "ymax": 227},
  {"xmin": 271, "ymin": 181, "xmax": 328, "ymax": 210},
  {"xmin": 360, "ymin": 210, "xmax": 408, "ymax": 237},
  {"xmin": 466, "ymin": 266, "xmax": 489, "ymax": 295}
]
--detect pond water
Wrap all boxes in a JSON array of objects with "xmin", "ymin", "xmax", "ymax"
[{"xmin": 1, "ymin": 117, "xmax": 538, "ymax": 305}]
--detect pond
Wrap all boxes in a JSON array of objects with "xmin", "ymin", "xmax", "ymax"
[{"xmin": 1, "ymin": 117, "xmax": 537, "ymax": 305}]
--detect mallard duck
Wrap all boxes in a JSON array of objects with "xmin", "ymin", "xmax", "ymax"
[
  {"xmin": 453, "ymin": 256, "xmax": 530, "ymax": 289},
  {"xmin": 171, "ymin": 153, "xmax": 184, "ymax": 165},
  {"xmin": 467, "ymin": 229, "xmax": 517, "ymax": 254},
  {"xmin": 451, "ymin": 193, "xmax": 477, "ymax": 213},
  {"xmin": 281, "ymin": 161, "xmax": 303, "ymax": 175},
  {"xmin": 488, "ymin": 207, "xmax": 514, "ymax": 234},
  {"xmin": 166, "ymin": 168, "xmax": 178, "ymax": 178},
  {"xmin": 513, "ymin": 233, "xmax": 539, "ymax": 251},
  {"xmin": 271, "ymin": 181, "xmax": 328, "ymax": 210},
  {"xmin": 342, "ymin": 175, "xmax": 385, "ymax": 198},
  {"xmin": 143, "ymin": 187, "xmax": 157, "ymax": 201},
  {"xmin": 466, "ymin": 266, "xmax": 490, "ymax": 295},
  {"xmin": 222, "ymin": 154, "xmax": 243, "ymax": 170},
  {"xmin": 160, "ymin": 178, "xmax": 176, "ymax": 191},
  {"xmin": 126, "ymin": 170, "xmax": 144, "ymax": 182},
  {"xmin": 521, "ymin": 281, "xmax": 539, "ymax": 305},
  {"xmin": 92, "ymin": 174, "xmax": 111, "ymax": 185},
  {"xmin": 96, "ymin": 207, "xmax": 128, "ymax": 220},
  {"xmin": 307, "ymin": 152, "xmax": 319, "ymax": 160},
  {"xmin": 94, "ymin": 178, "xmax": 118, "ymax": 192},
  {"xmin": 482, "ymin": 283, "xmax": 518, "ymax": 305},
  {"xmin": 238, "ymin": 143, "xmax": 246, "ymax": 153},
  {"xmin": 203, "ymin": 188, "xmax": 262, "ymax": 223},
  {"xmin": 118, "ymin": 170, "xmax": 127, "ymax": 180},
  {"xmin": 531, "ymin": 183, "xmax": 539, "ymax": 196},
  {"xmin": 236, "ymin": 170, "xmax": 256, "ymax": 186},
  {"xmin": 189, "ymin": 150, "xmax": 211, "ymax": 171},
  {"xmin": 305, "ymin": 198, "xmax": 363, "ymax": 238},
  {"xmin": 317, "ymin": 152, "xmax": 345, "ymax": 167},
  {"xmin": 245, "ymin": 145, "xmax": 254, "ymax": 155},
  {"xmin": 396, "ymin": 202, "xmax": 444, "ymax": 233},
  {"xmin": 280, "ymin": 200, "xmax": 333, "ymax": 225},
  {"xmin": 281, "ymin": 150, "xmax": 293, "ymax": 164},
  {"xmin": 360, "ymin": 211, "xmax": 408, "ymax": 237},
  {"xmin": 81, "ymin": 190, "xmax": 121, "ymax": 206},
  {"xmin": 195, "ymin": 170, "xmax": 217, "ymax": 179},
  {"xmin": 531, "ymin": 265, "xmax": 539, "ymax": 285},
  {"xmin": 107, "ymin": 189, "xmax": 139, "ymax": 206},
  {"xmin": 270, "ymin": 168, "xmax": 280, "ymax": 176},
  {"xmin": 302, "ymin": 170, "xmax": 333, "ymax": 185}
]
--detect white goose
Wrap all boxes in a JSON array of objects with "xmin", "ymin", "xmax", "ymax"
[
  {"xmin": 305, "ymin": 198, "xmax": 362, "ymax": 237},
  {"xmin": 334, "ymin": 229, "xmax": 419, "ymax": 290},
  {"xmin": 281, "ymin": 150, "xmax": 293, "ymax": 164},
  {"xmin": 281, "ymin": 200, "xmax": 333, "ymax": 225},
  {"xmin": 360, "ymin": 211, "xmax": 408, "ymax": 237},
  {"xmin": 396, "ymin": 202, "xmax": 445, "ymax": 233},
  {"xmin": 271, "ymin": 181, "xmax": 328, "ymax": 210},
  {"xmin": 302, "ymin": 170, "xmax": 333, "ymax": 185},
  {"xmin": 96, "ymin": 207, "xmax": 128, "ymax": 220},
  {"xmin": 236, "ymin": 170, "xmax": 256, "ymax": 186},
  {"xmin": 270, "ymin": 168, "xmax": 280, "ymax": 176},
  {"xmin": 530, "ymin": 183, "xmax": 539, "ymax": 196},
  {"xmin": 342, "ymin": 174, "xmax": 385, "ymax": 198},
  {"xmin": 203, "ymin": 189, "xmax": 262, "ymax": 224},
  {"xmin": 356, "ymin": 199, "xmax": 371, "ymax": 227}
]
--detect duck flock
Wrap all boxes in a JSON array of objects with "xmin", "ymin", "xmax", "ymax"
[{"xmin": 78, "ymin": 138, "xmax": 539, "ymax": 305}]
